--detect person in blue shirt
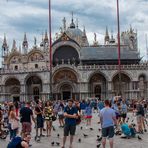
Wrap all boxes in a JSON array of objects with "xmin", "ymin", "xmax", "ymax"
[
  {"xmin": 62, "ymin": 99, "xmax": 78, "ymax": 148},
  {"xmin": 100, "ymin": 100, "xmax": 117, "ymax": 148},
  {"xmin": 120, "ymin": 122, "xmax": 136, "ymax": 138},
  {"xmin": 80, "ymin": 100, "xmax": 86, "ymax": 119},
  {"xmin": 85, "ymin": 101, "xmax": 92, "ymax": 126}
]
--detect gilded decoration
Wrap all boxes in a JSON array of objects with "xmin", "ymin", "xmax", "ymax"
[
  {"xmin": 10, "ymin": 56, "xmax": 21, "ymax": 64},
  {"xmin": 54, "ymin": 70, "xmax": 77, "ymax": 84},
  {"xmin": 29, "ymin": 52, "xmax": 44, "ymax": 62}
]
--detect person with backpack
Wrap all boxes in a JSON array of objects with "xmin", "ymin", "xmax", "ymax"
[{"xmin": 7, "ymin": 132, "xmax": 31, "ymax": 148}]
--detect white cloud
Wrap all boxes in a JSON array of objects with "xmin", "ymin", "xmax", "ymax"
[{"xmin": 0, "ymin": 0, "xmax": 148, "ymax": 62}]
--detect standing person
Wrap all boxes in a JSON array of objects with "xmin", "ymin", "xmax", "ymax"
[
  {"xmin": 20, "ymin": 102, "xmax": 35, "ymax": 138},
  {"xmin": 80, "ymin": 100, "xmax": 86, "ymax": 119},
  {"xmin": 44, "ymin": 101, "xmax": 53, "ymax": 137},
  {"xmin": 0, "ymin": 105, "xmax": 3, "ymax": 134},
  {"xmin": 136, "ymin": 101, "xmax": 144, "ymax": 133},
  {"xmin": 34, "ymin": 100, "xmax": 44, "ymax": 141},
  {"xmin": 57, "ymin": 101, "xmax": 64, "ymax": 127},
  {"xmin": 85, "ymin": 101, "xmax": 92, "ymax": 127},
  {"xmin": 74, "ymin": 100, "xmax": 81, "ymax": 125},
  {"xmin": 14, "ymin": 101, "xmax": 19, "ymax": 117},
  {"xmin": 100, "ymin": 100, "xmax": 117, "ymax": 148},
  {"xmin": 8, "ymin": 105, "xmax": 19, "ymax": 140},
  {"xmin": 62, "ymin": 99, "xmax": 78, "ymax": 148},
  {"xmin": 121, "ymin": 100, "xmax": 128, "ymax": 123}
]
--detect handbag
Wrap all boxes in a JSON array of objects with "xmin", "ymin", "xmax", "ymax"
[
  {"xmin": 52, "ymin": 115, "xmax": 57, "ymax": 121},
  {"xmin": 11, "ymin": 119, "xmax": 19, "ymax": 130}
]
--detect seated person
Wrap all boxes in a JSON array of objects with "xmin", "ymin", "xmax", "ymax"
[
  {"xmin": 120, "ymin": 122, "xmax": 136, "ymax": 138},
  {"xmin": 7, "ymin": 132, "xmax": 31, "ymax": 148}
]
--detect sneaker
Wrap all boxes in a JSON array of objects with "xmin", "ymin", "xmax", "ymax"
[
  {"xmin": 40, "ymin": 134, "xmax": 45, "ymax": 137},
  {"xmin": 120, "ymin": 134, "xmax": 127, "ymax": 138},
  {"xmin": 36, "ymin": 136, "xmax": 40, "ymax": 142}
]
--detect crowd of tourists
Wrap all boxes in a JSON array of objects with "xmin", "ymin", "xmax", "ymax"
[{"xmin": 0, "ymin": 97, "xmax": 147, "ymax": 148}]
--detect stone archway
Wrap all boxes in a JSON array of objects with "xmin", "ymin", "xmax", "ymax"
[
  {"xmin": 5, "ymin": 77, "xmax": 20, "ymax": 101},
  {"xmin": 60, "ymin": 84, "xmax": 73, "ymax": 100},
  {"xmin": 112, "ymin": 73, "xmax": 131, "ymax": 98},
  {"xmin": 26, "ymin": 75, "xmax": 42, "ymax": 100},
  {"xmin": 89, "ymin": 73, "xmax": 107, "ymax": 99},
  {"xmin": 53, "ymin": 69, "xmax": 78, "ymax": 100}
]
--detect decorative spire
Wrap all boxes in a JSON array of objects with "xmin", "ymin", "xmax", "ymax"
[
  {"xmin": 19, "ymin": 44, "xmax": 21, "ymax": 53},
  {"xmin": 109, "ymin": 30, "xmax": 115, "ymax": 44},
  {"xmin": 2, "ymin": 34, "xmax": 9, "ymax": 56},
  {"xmin": 44, "ymin": 30, "xmax": 48, "ymax": 41},
  {"xmin": 62, "ymin": 17, "xmax": 66, "ymax": 31},
  {"xmin": 104, "ymin": 26, "xmax": 110, "ymax": 45},
  {"xmin": 81, "ymin": 26, "xmax": 89, "ymax": 47},
  {"xmin": 34, "ymin": 37, "xmax": 37, "ymax": 47},
  {"xmin": 24, "ymin": 32, "xmax": 27, "ymax": 41},
  {"xmin": 130, "ymin": 24, "xmax": 133, "ymax": 33},
  {"xmin": 76, "ymin": 18, "xmax": 79, "ymax": 28},
  {"xmin": 106, "ymin": 26, "xmax": 109, "ymax": 36},
  {"xmin": 70, "ymin": 11, "xmax": 75, "ymax": 29},
  {"xmin": 12, "ymin": 39, "xmax": 17, "ymax": 51},
  {"xmin": 22, "ymin": 32, "xmax": 28, "ymax": 54},
  {"xmin": 40, "ymin": 32, "xmax": 44, "ymax": 47},
  {"xmin": 82, "ymin": 26, "xmax": 86, "ymax": 36}
]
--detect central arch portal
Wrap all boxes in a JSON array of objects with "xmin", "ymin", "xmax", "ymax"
[
  {"xmin": 53, "ymin": 68, "xmax": 79, "ymax": 100},
  {"xmin": 60, "ymin": 84, "xmax": 72, "ymax": 100}
]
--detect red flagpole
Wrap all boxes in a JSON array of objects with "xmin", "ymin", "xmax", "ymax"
[
  {"xmin": 49, "ymin": 0, "xmax": 52, "ymax": 99},
  {"xmin": 117, "ymin": 0, "xmax": 121, "ymax": 95}
]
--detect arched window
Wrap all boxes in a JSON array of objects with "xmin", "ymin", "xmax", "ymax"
[
  {"xmin": 35, "ymin": 64, "xmax": 38, "ymax": 69},
  {"xmin": 14, "ymin": 65, "xmax": 18, "ymax": 70}
]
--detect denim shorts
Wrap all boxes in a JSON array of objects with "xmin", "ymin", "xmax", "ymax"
[
  {"xmin": 36, "ymin": 116, "xmax": 44, "ymax": 128},
  {"xmin": 102, "ymin": 126, "xmax": 114, "ymax": 138}
]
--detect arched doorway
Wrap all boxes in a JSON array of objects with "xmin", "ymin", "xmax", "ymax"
[
  {"xmin": 112, "ymin": 73, "xmax": 131, "ymax": 98},
  {"xmin": 53, "ymin": 69, "xmax": 78, "ymax": 100},
  {"xmin": 60, "ymin": 84, "xmax": 72, "ymax": 100},
  {"xmin": 5, "ymin": 78, "xmax": 20, "ymax": 101},
  {"xmin": 26, "ymin": 75, "xmax": 42, "ymax": 101},
  {"xmin": 89, "ymin": 73, "xmax": 107, "ymax": 99}
]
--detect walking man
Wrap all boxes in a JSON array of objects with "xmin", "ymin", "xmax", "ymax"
[
  {"xmin": 62, "ymin": 99, "xmax": 78, "ymax": 148},
  {"xmin": 100, "ymin": 100, "xmax": 117, "ymax": 148}
]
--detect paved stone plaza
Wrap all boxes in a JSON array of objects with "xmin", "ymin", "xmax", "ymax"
[{"xmin": 1, "ymin": 113, "xmax": 148, "ymax": 148}]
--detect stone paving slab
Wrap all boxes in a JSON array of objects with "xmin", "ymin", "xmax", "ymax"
[{"xmin": 1, "ymin": 113, "xmax": 148, "ymax": 148}]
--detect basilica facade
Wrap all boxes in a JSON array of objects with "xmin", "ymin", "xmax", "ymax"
[{"xmin": 0, "ymin": 16, "xmax": 148, "ymax": 102}]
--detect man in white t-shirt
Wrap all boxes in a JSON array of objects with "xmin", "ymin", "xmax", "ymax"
[{"xmin": 100, "ymin": 100, "xmax": 117, "ymax": 148}]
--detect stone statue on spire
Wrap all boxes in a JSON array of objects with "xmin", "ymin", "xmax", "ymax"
[
  {"xmin": 34, "ymin": 37, "xmax": 37, "ymax": 47},
  {"xmin": 93, "ymin": 33, "xmax": 98, "ymax": 46},
  {"xmin": 62, "ymin": 17, "xmax": 66, "ymax": 31}
]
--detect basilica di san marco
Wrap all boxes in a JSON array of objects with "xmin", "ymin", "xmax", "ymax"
[{"xmin": 0, "ymin": 16, "xmax": 148, "ymax": 102}]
